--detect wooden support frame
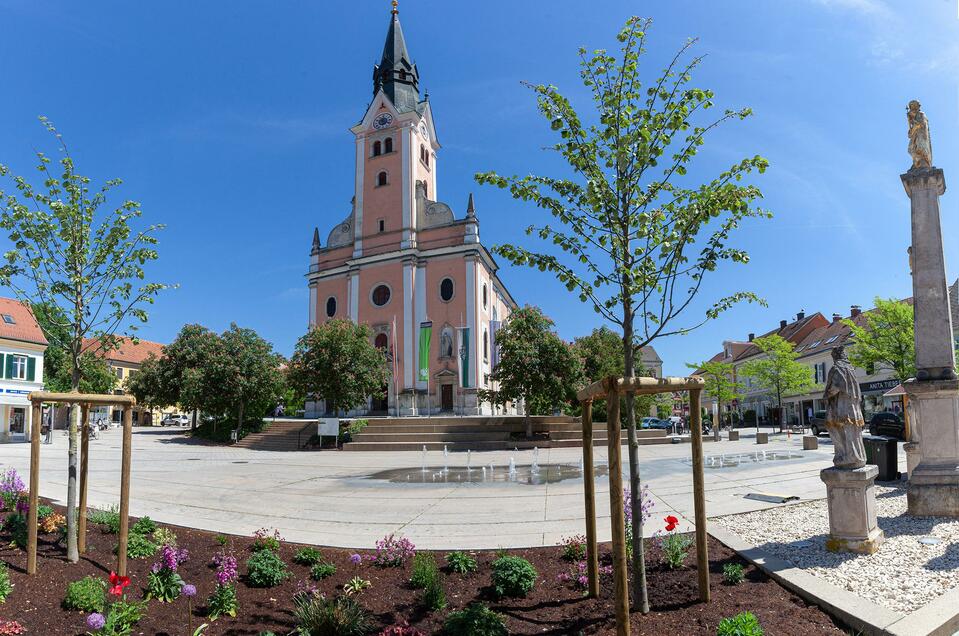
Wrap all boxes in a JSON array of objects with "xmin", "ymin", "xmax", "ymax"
[
  {"xmin": 579, "ymin": 375, "xmax": 710, "ymax": 633},
  {"xmin": 26, "ymin": 391, "xmax": 137, "ymax": 576}
]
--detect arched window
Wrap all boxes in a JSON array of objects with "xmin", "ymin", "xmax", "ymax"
[
  {"xmin": 372, "ymin": 140, "xmax": 382, "ymax": 157},
  {"xmin": 377, "ymin": 171, "xmax": 388, "ymax": 187},
  {"xmin": 439, "ymin": 278, "xmax": 454, "ymax": 302},
  {"xmin": 384, "ymin": 137, "xmax": 393, "ymax": 153},
  {"xmin": 325, "ymin": 297, "xmax": 336, "ymax": 318},
  {"xmin": 374, "ymin": 333, "xmax": 388, "ymax": 351},
  {"xmin": 482, "ymin": 284, "xmax": 488, "ymax": 309},
  {"xmin": 483, "ymin": 330, "xmax": 489, "ymax": 362},
  {"xmin": 371, "ymin": 284, "xmax": 391, "ymax": 307},
  {"xmin": 420, "ymin": 145, "xmax": 429, "ymax": 166}
]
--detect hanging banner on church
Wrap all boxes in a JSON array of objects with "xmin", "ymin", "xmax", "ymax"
[
  {"xmin": 459, "ymin": 327, "xmax": 470, "ymax": 388},
  {"xmin": 417, "ymin": 321, "xmax": 432, "ymax": 383}
]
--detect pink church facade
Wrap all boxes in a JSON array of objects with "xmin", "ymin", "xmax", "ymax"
[{"xmin": 306, "ymin": 7, "xmax": 517, "ymax": 416}]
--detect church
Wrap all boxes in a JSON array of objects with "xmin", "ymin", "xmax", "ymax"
[{"xmin": 306, "ymin": 4, "xmax": 518, "ymax": 417}]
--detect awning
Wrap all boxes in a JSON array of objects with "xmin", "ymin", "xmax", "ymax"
[{"xmin": 883, "ymin": 383, "xmax": 906, "ymax": 398}]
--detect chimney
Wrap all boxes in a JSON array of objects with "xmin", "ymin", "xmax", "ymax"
[
  {"xmin": 796, "ymin": 311, "xmax": 805, "ymax": 321},
  {"xmin": 748, "ymin": 333, "xmax": 755, "ymax": 342},
  {"xmin": 832, "ymin": 313, "xmax": 842, "ymax": 323},
  {"xmin": 851, "ymin": 305, "xmax": 862, "ymax": 318},
  {"xmin": 780, "ymin": 319, "xmax": 787, "ymax": 329}
]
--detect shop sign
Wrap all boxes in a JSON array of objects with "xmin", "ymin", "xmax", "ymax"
[
  {"xmin": 859, "ymin": 379, "xmax": 900, "ymax": 394},
  {"xmin": 2, "ymin": 389, "xmax": 30, "ymax": 395}
]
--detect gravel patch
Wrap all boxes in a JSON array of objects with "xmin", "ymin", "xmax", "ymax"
[{"xmin": 715, "ymin": 484, "xmax": 959, "ymax": 614}]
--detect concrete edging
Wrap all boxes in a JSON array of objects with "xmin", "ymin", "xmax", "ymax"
[{"xmin": 709, "ymin": 524, "xmax": 959, "ymax": 636}]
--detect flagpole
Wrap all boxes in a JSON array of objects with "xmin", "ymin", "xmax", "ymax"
[{"xmin": 391, "ymin": 315, "xmax": 398, "ymax": 417}]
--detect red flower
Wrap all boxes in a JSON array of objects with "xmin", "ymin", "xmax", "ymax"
[
  {"xmin": 108, "ymin": 571, "xmax": 130, "ymax": 596},
  {"xmin": 664, "ymin": 515, "xmax": 679, "ymax": 532}
]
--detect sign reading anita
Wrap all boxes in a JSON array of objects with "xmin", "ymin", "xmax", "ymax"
[{"xmin": 859, "ymin": 379, "xmax": 900, "ymax": 394}]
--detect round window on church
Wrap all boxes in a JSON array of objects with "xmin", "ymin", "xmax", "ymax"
[
  {"xmin": 371, "ymin": 284, "xmax": 391, "ymax": 307},
  {"xmin": 325, "ymin": 297, "xmax": 337, "ymax": 318},
  {"xmin": 439, "ymin": 278, "xmax": 454, "ymax": 302}
]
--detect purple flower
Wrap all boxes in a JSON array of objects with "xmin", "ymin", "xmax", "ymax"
[
  {"xmin": 349, "ymin": 553, "xmax": 362, "ymax": 565},
  {"xmin": 15, "ymin": 500, "xmax": 28, "ymax": 515},
  {"xmin": 0, "ymin": 469, "xmax": 24, "ymax": 494},
  {"xmin": 212, "ymin": 552, "xmax": 238, "ymax": 585},
  {"xmin": 86, "ymin": 613, "xmax": 106, "ymax": 630},
  {"xmin": 181, "ymin": 583, "xmax": 197, "ymax": 598}
]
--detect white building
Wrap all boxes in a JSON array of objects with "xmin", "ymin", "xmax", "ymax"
[{"xmin": 0, "ymin": 298, "xmax": 46, "ymax": 442}]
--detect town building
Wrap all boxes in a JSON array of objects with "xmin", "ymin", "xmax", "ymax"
[
  {"xmin": 305, "ymin": 6, "xmax": 517, "ymax": 417},
  {"xmin": 0, "ymin": 298, "xmax": 46, "ymax": 442},
  {"xmin": 83, "ymin": 336, "xmax": 165, "ymax": 426}
]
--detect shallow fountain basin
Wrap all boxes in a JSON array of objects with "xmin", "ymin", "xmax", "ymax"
[{"xmin": 364, "ymin": 463, "xmax": 610, "ymax": 485}]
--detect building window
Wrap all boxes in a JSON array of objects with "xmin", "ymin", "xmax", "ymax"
[
  {"xmin": 439, "ymin": 278, "xmax": 454, "ymax": 302},
  {"xmin": 114, "ymin": 367, "xmax": 123, "ymax": 380},
  {"xmin": 372, "ymin": 140, "xmax": 382, "ymax": 157},
  {"xmin": 378, "ymin": 219, "xmax": 385, "ymax": 233},
  {"xmin": 11, "ymin": 355, "xmax": 27, "ymax": 380},
  {"xmin": 1, "ymin": 314, "xmax": 15, "ymax": 325},
  {"xmin": 420, "ymin": 145, "xmax": 430, "ymax": 167},
  {"xmin": 371, "ymin": 284, "xmax": 391, "ymax": 307},
  {"xmin": 482, "ymin": 284, "xmax": 488, "ymax": 309},
  {"xmin": 384, "ymin": 137, "xmax": 393, "ymax": 153},
  {"xmin": 377, "ymin": 171, "xmax": 389, "ymax": 187},
  {"xmin": 326, "ymin": 297, "xmax": 337, "ymax": 318},
  {"xmin": 483, "ymin": 330, "xmax": 489, "ymax": 362}
]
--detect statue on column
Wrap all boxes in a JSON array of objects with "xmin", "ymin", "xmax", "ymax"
[
  {"xmin": 823, "ymin": 346, "xmax": 867, "ymax": 469},
  {"xmin": 907, "ymin": 100, "xmax": 933, "ymax": 170}
]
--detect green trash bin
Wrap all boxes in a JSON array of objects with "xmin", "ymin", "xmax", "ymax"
[{"xmin": 863, "ymin": 435, "xmax": 899, "ymax": 481}]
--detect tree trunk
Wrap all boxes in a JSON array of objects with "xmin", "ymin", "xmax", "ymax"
[
  {"xmin": 237, "ymin": 401, "xmax": 245, "ymax": 436},
  {"xmin": 66, "ymin": 361, "xmax": 80, "ymax": 563},
  {"xmin": 524, "ymin": 394, "xmax": 532, "ymax": 440},
  {"xmin": 623, "ymin": 321, "xmax": 648, "ymax": 613},
  {"xmin": 191, "ymin": 410, "xmax": 197, "ymax": 431}
]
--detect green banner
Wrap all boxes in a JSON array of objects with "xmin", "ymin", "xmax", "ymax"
[
  {"xmin": 460, "ymin": 327, "xmax": 470, "ymax": 388},
  {"xmin": 418, "ymin": 322, "xmax": 432, "ymax": 383}
]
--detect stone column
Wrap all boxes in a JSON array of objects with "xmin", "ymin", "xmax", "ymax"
[
  {"xmin": 902, "ymin": 166, "xmax": 959, "ymax": 516},
  {"xmin": 822, "ymin": 466, "xmax": 884, "ymax": 554}
]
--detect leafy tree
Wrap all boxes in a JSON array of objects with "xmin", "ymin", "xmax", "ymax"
[
  {"xmin": 474, "ymin": 17, "xmax": 769, "ymax": 609},
  {"xmin": 572, "ymin": 326, "xmax": 656, "ymax": 422},
  {"xmin": 843, "ymin": 298, "xmax": 915, "ymax": 382},
  {"xmin": 738, "ymin": 335, "xmax": 813, "ymax": 430},
  {"xmin": 32, "ymin": 302, "xmax": 117, "ymax": 394},
  {"xmin": 686, "ymin": 359, "xmax": 741, "ymax": 428},
  {"xmin": 0, "ymin": 119, "xmax": 170, "ymax": 563},
  {"xmin": 479, "ymin": 306, "xmax": 582, "ymax": 438},
  {"xmin": 287, "ymin": 319, "xmax": 389, "ymax": 416}
]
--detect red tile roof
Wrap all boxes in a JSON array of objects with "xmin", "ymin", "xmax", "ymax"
[
  {"xmin": 0, "ymin": 298, "xmax": 48, "ymax": 346},
  {"xmin": 82, "ymin": 336, "xmax": 165, "ymax": 365}
]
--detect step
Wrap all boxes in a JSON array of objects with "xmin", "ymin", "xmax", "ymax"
[
  {"xmin": 351, "ymin": 432, "xmax": 512, "ymax": 443},
  {"xmin": 548, "ymin": 429, "xmax": 667, "ymax": 441},
  {"xmin": 342, "ymin": 435, "xmax": 684, "ymax": 452}
]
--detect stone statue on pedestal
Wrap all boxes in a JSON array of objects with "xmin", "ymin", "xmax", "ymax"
[
  {"xmin": 907, "ymin": 100, "xmax": 933, "ymax": 170},
  {"xmin": 823, "ymin": 346, "xmax": 867, "ymax": 469}
]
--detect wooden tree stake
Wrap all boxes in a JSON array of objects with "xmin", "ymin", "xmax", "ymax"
[
  {"xmin": 690, "ymin": 388, "xmax": 710, "ymax": 602},
  {"xmin": 26, "ymin": 402, "xmax": 42, "ymax": 575},
  {"xmin": 117, "ymin": 407, "xmax": 133, "ymax": 577},
  {"xmin": 78, "ymin": 404, "xmax": 90, "ymax": 554},
  {"xmin": 581, "ymin": 400, "xmax": 599, "ymax": 598},
  {"xmin": 605, "ymin": 380, "xmax": 630, "ymax": 635}
]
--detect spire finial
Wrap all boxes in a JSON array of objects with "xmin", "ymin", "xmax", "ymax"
[
  {"xmin": 391, "ymin": 0, "xmax": 398, "ymax": 15},
  {"xmin": 466, "ymin": 193, "xmax": 476, "ymax": 218}
]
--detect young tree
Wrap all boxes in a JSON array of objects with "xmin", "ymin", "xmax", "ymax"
[
  {"xmin": 0, "ymin": 119, "xmax": 170, "ymax": 563},
  {"xmin": 479, "ymin": 306, "xmax": 582, "ymax": 438},
  {"xmin": 686, "ymin": 359, "xmax": 741, "ymax": 429},
  {"xmin": 843, "ymin": 298, "xmax": 915, "ymax": 382},
  {"xmin": 738, "ymin": 335, "xmax": 813, "ymax": 430},
  {"xmin": 475, "ymin": 17, "xmax": 769, "ymax": 608},
  {"xmin": 287, "ymin": 319, "xmax": 389, "ymax": 416}
]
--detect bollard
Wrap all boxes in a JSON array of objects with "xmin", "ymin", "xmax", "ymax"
[
  {"xmin": 803, "ymin": 435, "xmax": 818, "ymax": 451},
  {"xmin": 756, "ymin": 432, "xmax": 769, "ymax": 444},
  {"xmin": 728, "ymin": 430, "xmax": 740, "ymax": 441}
]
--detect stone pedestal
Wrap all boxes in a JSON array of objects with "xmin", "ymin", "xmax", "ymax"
[
  {"xmin": 821, "ymin": 466, "xmax": 885, "ymax": 554},
  {"xmin": 756, "ymin": 432, "xmax": 768, "ymax": 444},
  {"xmin": 728, "ymin": 430, "xmax": 739, "ymax": 441},
  {"xmin": 904, "ymin": 442, "xmax": 921, "ymax": 479},
  {"xmin": 803, "ymin": 435, "xmax": 819, "ymax": 451},
  {"xmin": 906, "ymin": 378, "xmax": 959, "ymax": 516}
]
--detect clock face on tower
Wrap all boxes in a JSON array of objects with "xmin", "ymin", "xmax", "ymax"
[{"xmin": 372, "ymin": 113, "xmax": 394, "ymax": 130}]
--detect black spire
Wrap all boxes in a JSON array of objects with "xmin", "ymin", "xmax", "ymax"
[{"xmin": 373, "ymin": 3, "xmax": 420, "ymax": 113}]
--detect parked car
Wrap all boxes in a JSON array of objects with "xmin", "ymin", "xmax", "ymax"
[
  {"xmin": 639, "ymin": 417, "xmax": 659, "ymax": 429},
  {"xmin": 868, "ymin": 412, "xmax": 905, "ymax": 440},
  {"xmin": 649, "ymin": 418, "xmax": 674, "ymax": 431},
  {"xmin": 809, "ymin": 410, "xmax": 828, "ymax": 436},
  {"xmin": 161, "ymin": 414, "xmax": 190, "ymax": 427}
]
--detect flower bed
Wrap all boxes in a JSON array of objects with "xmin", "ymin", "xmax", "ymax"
[{"xmin": 0, "ymin": 499, "xmax": 845, "ymax": 634}]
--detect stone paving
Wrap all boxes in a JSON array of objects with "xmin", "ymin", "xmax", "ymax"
[{"xmin": 0, "ymin": 427, "xmax": 906, "ymax": 550}]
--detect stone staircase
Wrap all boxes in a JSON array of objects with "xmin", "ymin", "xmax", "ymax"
[
  {"xmin": 233, "ymin": 418, "xmax": 316, "ymax": 452},
  {"xmin": 342, "ymin": 415, "xmax": 671, "ymax": 451}
]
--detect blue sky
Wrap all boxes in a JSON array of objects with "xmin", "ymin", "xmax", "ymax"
[{"xmin": 0, "ymin": 0, "xmax": 956, "ymax": 374}]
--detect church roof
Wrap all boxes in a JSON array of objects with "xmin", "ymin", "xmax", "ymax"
[{"xmin": 373, "ymin": 6, "xmax": 422, "ymax": 114}]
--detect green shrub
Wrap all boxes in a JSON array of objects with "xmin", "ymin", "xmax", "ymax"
[
  {"xmin": 36, "ymin": 505, "xmax": 54, "ymax": 520},
  {"xmin": 102, "ymin": 598, "xmax": 147, "ymax": 635},
  {"xmin": 717, "ymin": 612, "xmax": 763, "ymax": 636},
  {"xmin": 561, "ymin": 535, "xmax": 587, "ymax": 562},
  {"xmin": 421, "ymin": 575, "xmax": 446, "ymax": 612},
  {"xmin": 0, "ymin": 562, "xmax": 12, "ymax": 603},
  {"xmin": 293, "ymin": 547, "xmax": 324, "ymax": 566},
  {"xmin": 132, "ymin": 516, "xmax": 157, "ymax": 535},
  {"xmin": 63, "ymin": 575, "xmax": 106, "ymax": 612},
  {"xmin": 491, "ymin": 555, "xmax": 537, "ymax": 598},
  {"xmin": 247, "ymin": 549, "xmax": 290, "ymax": 588},
  {"xmin": 409, "ymin": 553, "xmax": 439, "ymax": 589},
  {"xmin": 153, "ymin": 527, "xmax": 178, "ymax": 547},
  {"xmin": 445, "ymin": 551, "xmax": 478, "ymax": 574},
  {"xmin": 207, "ymin": 583, "xmax": 238, "ymax": 620},
  {"xmin": 117, "ymin": 532, "xmax": 157, "ymax": 559},
  {"xmin": 215, "ymin": 534, "xmax": 229, "ymax": 546},
  {"xmin": 292, "ymin": 593, "xmax": 372, "ymax": 636},
  {"xmin": 722, "ymin": 563, "xmax": 746, "ymax": 585},
  {"xmin": 660, "ymin": 533, "xmax": 693, "ymax": 570},
  {"xmin": 443, "ymin": 603, "xmax": 508, "ymax": 636},
  {"xmin": 4, "ymin": 514, "xmax": 27, "ymax": 549},
  {"xmin": 310, "ymin": 561, "xmax": 337, "ymax": 580}
]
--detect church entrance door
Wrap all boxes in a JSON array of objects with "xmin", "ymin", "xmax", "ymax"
[{"xmin": 440, "ymin": 384, "xmax": 454, "ymax": 412}]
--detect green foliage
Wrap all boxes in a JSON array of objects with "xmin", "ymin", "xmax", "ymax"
[
  {"xmin": 62, "ymin": 575, "xmax": 106, "ymax": 612},
  {"xmin": 207, "ymin": 583, "xmax": 238, "ymax": 620},
  {"xmin": 722, "ymin": 562, "xmax": 746, "ymax": 585},
  {"xmin": 343, "ymin": 577, "xmax": 371, "ymax": 596},
  {"xmin": 0, "ymin": 562, "xmax": 11, "ymax": 603},
  {"xmin": 36, "ymin": 505, "xmax": 54, "ymax": 520},
  {"xmin": 717, "ymin": 611, "xmax": 764, "ymax": 636},
  {"xmin": 409, "ymin": 553, "xmax": 439, "ymax": 589},
  {"xmin": 421, "ymin": 574, "xmax": 446, "ymax": 612},
  {"xmin": 478, "ymin": 306, "xmax": 582, "ymax": 436},
  {"xmin": 119, "ymin": 532, "xmax": 157, "ymax": 560},
  {"xmin": 292, "ymin": 593, "xmax": 372, "ymax": 636},
  {"xmin": 246, "ymin": 549, "xmax": 290, "ymax": 588},
  {"xmin": 310, "ymin": 561, "xmax": 337, "ymax": 581},
  {"xmin": 491, "ymin": 555, "xmax": 538, "ymax": 598},
  {"xmin": 153, "ymin": 527, "xmax": 177, "ymax": 548},
  {"xmin": 288, "ymin": 320, "xmax": 389, "ymax": 415},
  {"xmin": 214, "ymin": 534, "xmax": 229, "ymax": 546},
  {"xmin": 89, "ymin": 505, "xmax": 121, "ymax": 534},
  {"xmin": 339, "ymin": 419, "xmax": 369, "ymax": 443},
  {"xmin": 100, "ymin": 598, "xmax": 147, "ymax": 636},
  {"xmin": 442, "ymin": 603, "xmax": 508, "ymax": 636},
  {"xmin": 739, "ymin": 335, "xmax": 814, "ymax": 414},
  {"xmin": 146, "ymin": 568, "xmax": 183, "ymax": 603},
  {"xmin": 660, "ymin": 533, "xmax": 693, "ymax": 570},
  {"xmin": 131, "ymin": 516, "xmax": 156, "ymax": 535},
  {"xmin": 561, "ymin": 535, "xmax": 587, "ymax": 562},
  {"xmin": 4, "ymin": 513, "xmax": 27, "ymax": 549},
  {"xmin": 444, "ymin": 551, "xmax": 478, "ymax": 574},
  {"xmin": 843, "ymin": 298, "xmax": 916, "ymax": 381},
  {"xmin": 687, "ymin": 360, "xmax": 742, "ymax": 420},
  {"xmin": 293, "ymin": 547, "xmax": 325, "ymax": 566}
]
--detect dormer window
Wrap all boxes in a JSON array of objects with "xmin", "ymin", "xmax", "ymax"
[
  {"xmin": 1, "ymin": 314, "xmax": 15, "ymax": 325},
  {"xmin": 384, "ymin": 137, "xmax": 393, "ymax": 153},
  {"xmin": 372, "ymin": 140, "xmax": 382, "ymax": 157},
  {"xmin": 377, "ymin": 171, "xmax": 389, "ymax": 187}
]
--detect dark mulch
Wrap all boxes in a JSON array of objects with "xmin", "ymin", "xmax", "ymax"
[{"xmin": 0, "ymin": 504, "xmax": 846, "ymax": 635}]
